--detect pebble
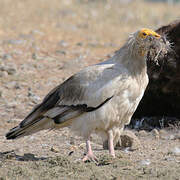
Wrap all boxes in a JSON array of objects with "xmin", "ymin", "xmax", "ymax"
[
  {"xmin": 0, "ymin": 71, "xmax": 8, "ymax": 77},
  {"xmin": 104, "ymin": 42, "xmax": 117, "ymax": 48},
  {"xmin": 5, "ymin": 39, "xmax": 26, "ymax": 45},
  {"xmin": 164, "ymin": 156, "xmax": 174, "ymax": 161},
  {"xmin": 120, "ymin": 130, "xmax": 141, "ymax": 150},
  {"xmin": 69, "ymin": 137, "xmax": 75, "ymax": 145},
  {"xmin": 31, "ymin": 29, "xmax": 44, "ymax": 36},
  {"xmin": 6, "ymin": 67, "xmax": 17, "ymax": 75},
  {"xmin": 0, "ymin": 64, "xmax": 5, "ymax": 71},
  {"xmin": 29, "ymin": 136, "xmax": 35, "ymax": 140},
  {"xmin": 138, "ymin": 130, "xmax": 148, "ymax": 137},
  {"xmin": 123, "ymin": 147, "xmax": 131, "ymax": 153},
  {"xmin": 139, "ymin": 159, "xmax": 151, "ymax": 166},
  {"xmin": 6, "ymin": 118, "xmax": 20, "ymax": 123},
  {"xmin": 55, "ymin": 50, "xmax": 66, "ymax": 55},
  {"xmin": 151, "ymin": 129, "xmax": 159, "ymax": 139},
  {"xmin": 41, "ymin": 144, "xmax": 49, "ymax": 148},
  {"xmin": 76, "ymin": 42, "xmax": 83, "ymax": 46},
  {"xmin": 5, "ymin": 81, "xmax": 21, "ymax": 89},
  {"xmin": 63, "ymin": 55, "xmax": 87, "ymax": 71},
  {"xmin": 28, "ymin": 89, "xmax": 41, "ymax": 104},
  {"xmin": 159, "ymin": 129, "xmax": 167, "ymax": 136},
  {"xmin": 170, "ymin": 147, "xmax": 180, "ymax": 156},
  {"xmin": 174, "ymin": 133, "xmax": 180, "ymax": 140},
  {"xmin": 58, "ymin": 40, "xmax": 69, "ymax": 47},
  {"xmin": 6, "ymin": 102, "xmax": 19, "ymax": 108},
  {"xmin": 161, "ymin": 134, "xmax": 175, "ymax": 140},
  {"xmin": 88, "ymin": 42, "xmax": 99, "ymax": 47},
  {"xmin": 106, "ymin": 53, "xmax": 114, "ymax": 58},
  {"xmin": 2, "ymin": 53, "xmax": 12, "ymax": 60},
  {"xmin": 50, "ymin": 146, "xmax": 59, "ymax": 153},
  {"xmin": 0, "ymin": 63, "xmax": 17, "ymax": 75}
]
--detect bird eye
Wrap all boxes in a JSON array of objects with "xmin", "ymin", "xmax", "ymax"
[{"xmin": 142, "ymin": 32, "xmax": 147, "ymax": 36}]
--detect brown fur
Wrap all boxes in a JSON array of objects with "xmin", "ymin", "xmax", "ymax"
[{"xmin": 134, "ymin": 20, "xmax": 180, "ymax": 118}]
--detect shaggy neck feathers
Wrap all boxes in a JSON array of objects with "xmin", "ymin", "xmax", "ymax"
[{"xmin": 115, "ymin": 35, "xmax": 147, "ymax": 77}]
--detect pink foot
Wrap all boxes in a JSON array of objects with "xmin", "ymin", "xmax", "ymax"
[{"xmin": 82, "ymin": 152, "xmax": 98, "ymax": 162}]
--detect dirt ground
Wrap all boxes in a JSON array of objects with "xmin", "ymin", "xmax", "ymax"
[{"xmin": 0, "ymin": 0, "xmax": 180, "ymax": 179}]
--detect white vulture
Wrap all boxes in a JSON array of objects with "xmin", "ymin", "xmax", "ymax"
[{"xmin": 6, "ymin": 29, "xmax": 164, "ymax": 162}]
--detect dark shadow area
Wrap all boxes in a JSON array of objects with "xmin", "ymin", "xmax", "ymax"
[{"xmin": 0, "ymin": 150, "xmax": 47, "ymax": 162}]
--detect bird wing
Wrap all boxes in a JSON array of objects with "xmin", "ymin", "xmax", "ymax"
[{"xmin": 19, "ymin": 63, "xmax": 124, "ymax": 127}]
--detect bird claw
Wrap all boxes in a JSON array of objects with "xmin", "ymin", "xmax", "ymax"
[{"xmin": 82, "ymin": 153, "xmax": 98, "ymax": 163}]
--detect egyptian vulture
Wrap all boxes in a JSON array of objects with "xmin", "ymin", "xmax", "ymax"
[{"xmin": 6, "ymin": 29, "xmax": 165, "ymax": 161}]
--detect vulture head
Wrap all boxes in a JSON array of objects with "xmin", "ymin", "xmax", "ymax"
[{"xmin": 127, "ymin": 28, "xmax": 169, "ymax": 64}]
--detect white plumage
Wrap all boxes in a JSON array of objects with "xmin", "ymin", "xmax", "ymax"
[{"xmin": 6, "ymin": 28, "xmax": 163, "ymax": 161}]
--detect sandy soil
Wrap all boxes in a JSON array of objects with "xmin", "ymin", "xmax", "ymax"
[{"xmin": 0, "ymin": 0, "xmax": 180, "ymax": 179}]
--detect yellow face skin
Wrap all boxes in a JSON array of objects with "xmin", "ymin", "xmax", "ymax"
[
  {"xmin": 138, "ymin": 28, "xmax": 161, "ymax": 39},
  {"xmin": 137, "ymin": 28, "xmax": 161, "ymax": 56}
]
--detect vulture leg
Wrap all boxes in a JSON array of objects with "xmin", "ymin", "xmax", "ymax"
[
  {"xmin": 108, "ymin": 130, "xmax": 115, "ymax": 157},
  {"xmin": 82, "ymin": 137, "xmax": 98, "ymax": 162}
]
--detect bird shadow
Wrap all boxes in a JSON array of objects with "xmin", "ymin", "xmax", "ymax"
[{"xmin": 0, "ymin": 150, "xmax": 47, "ymax": 162}]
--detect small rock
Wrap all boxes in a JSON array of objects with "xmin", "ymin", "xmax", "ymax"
[
  {"xmin": 76, "ymin": 42, "xmax": 83, "ymax": 46},
  {"xmin": 6, "ymin": 102, "xmax": 18, "ymax": 108},
  {"xmin": 32, "ymin": 53, "xmax": 37, "ymax": 60},
  {"xmin": 139, "ymin": 159, "xmax": 151, "ymax": 166},
  {"xmin": 161, "ymin": 134, "xmax": 175, "ymax": 140},
  {"xmin": 69, "ymin": 137, "xmax": 75, "ymax": 145},
  {"xmin": 159, "ymin": 129, "xmax": 167, "ymax": 136},
  {"xmin": 31, "ymin": 29, "xmax": 44, "ymax": 36},
  {"xmin": 174, "ymin": 133, "xmax": 180, "ymax": 140},
  {"xmin": 12, "ymin": 49, "xmax": 23, "ymax": 56},
  {"xmin": 164, "ymin": 156, "xmax": 174, "ymax": 161},
  {"xmin": 98, "ymin": 154, "xmax": 115, "ymax": 166},
  {"xmin": 106, "ymin": 53, "xmax": 114, "ymax": 58},
  {"xmin": 7, "ymin": 67, "xmax": 17, "ymax": 75},
  {"xmin": 5, "ymin": 39, "xmax": 26, "ymax": 45},
  {"xmin": 104, "ymin": 42, "xmax": 117, "ymax": 48},
  {"xmin": 28, "ymin": 89, "xmax": 41, "ymax": 104},
  {"xmin": 69, "ymin": 145, "xmax": 78, "ymax": 151},
  {"xmin": 29, "ymin": 136, "xmax": 35, "ymax": 140},
  {"xmin": 151, "ymin": 129, "xmax": 159, "ymax": 139},
  {"xmin": 88, "ymin": 42, "xmax": 99, "ymax": 47},
  {"xmin": 63, "ymin": 55, "xmax": 87, "ymax": 71},
  {"xmin": 50, "ymin": 146, "xmax": 59, "ymax": 153},
  {"xmin": 55, "ymin": 50, "xmax": 66, "ymax": 55},
  {"xmin": 138, "ymin": 130, "xmax": 148, "ymax": 137},
  {"xmin": 123, "ymin": 147, "xmax": 131, "ymax": 153},
  {"xmin": 0, "ymin": 71, "xmax": 8, "ymax": 77},
  {"xmin": 79, "ymin": 143, "xmax": 86, "ymax": 149},
  {"xmin": 0, "ymin": 64, "xmax": 5, "ymax": 71},
  {"xmin": 1, "ymin": 64, "xmax": 17, "ymax": 75},
  {"xmin": 2, "ymin": 53, "xmax": 12, "ymax": 60},
  {"xmin": 7, "ymin": 118, "xmax": 20, "ymax": 123},
  {"xmin": 58, "ymin": 40, "xmax": 68, "ymax": 47},
  {"xmin": 5, "ymin": 81, "xmax": 20, "ymax": 89},
  {"xmin": 119, "ymin": 130, "xmax": 141, "ymax": 150},
  {"xmin": 170, "ymin": 147, "xmax": 180, "ymax": 156},
  {"xmin": 41, "ymin": 144, "xmax": 49, "ymax": 148}
]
